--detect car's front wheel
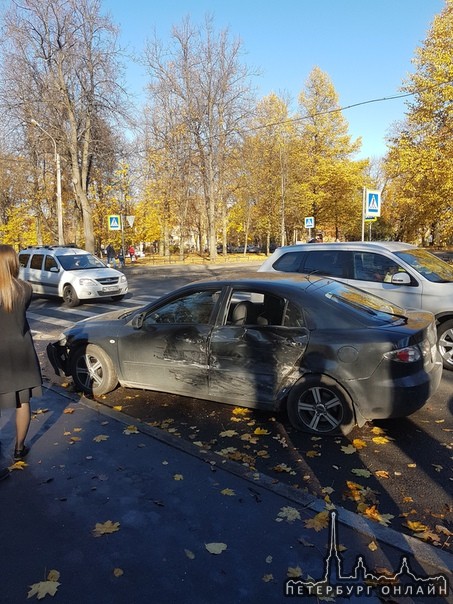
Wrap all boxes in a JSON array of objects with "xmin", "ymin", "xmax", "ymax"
[
  {"xmin": 287, "ymin": 375, "xmax": 355, "ymax": 435},
  {"xmin": 438, "ymin": 319, "xmax": 453, "ymax": 370},
  {"xmin": 70, "ymin": 344, "xmax": 118, "ymax": 396},
  {"xmin": 62, "ymin": 284, "xmax": 80, "ymax": 308}
]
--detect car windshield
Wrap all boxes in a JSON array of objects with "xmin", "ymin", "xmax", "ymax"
[
  {"xmin": 394, "ymin": 248, "xmax": 453, "ymax": 283},
  {"xmin": 57, "ymin": 254, "xmax": 106, "ymax": 271}
]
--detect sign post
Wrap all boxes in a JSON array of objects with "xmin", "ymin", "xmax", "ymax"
[
  {"xmin": 361, "ymin": 189, "xmax": 381, "ymax": 241},
  {"xmin": 304, "ymin": 216, "xmax": 315, "ymax": 240}
]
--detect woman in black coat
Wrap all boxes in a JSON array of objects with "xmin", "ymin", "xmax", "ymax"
[{"xmin": 0, "ymin": 244, "xmax": 42, "ymax": 464}]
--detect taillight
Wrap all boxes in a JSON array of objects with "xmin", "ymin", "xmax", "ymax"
[{"xmin": 384, "ymin": 346, "xmax": 421, "ymax": 363}]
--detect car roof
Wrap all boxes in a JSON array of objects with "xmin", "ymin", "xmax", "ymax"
[
  {"xmin": 272, "ymin": 241, "xmax": 416, "ymax": 253},
  {"xmin": 190, "ymin": 270, "xmax": 326, "ymax": 292},
  {"xmin": 20, "ymin": 246, "xmax": 89, "ymax": 256}
]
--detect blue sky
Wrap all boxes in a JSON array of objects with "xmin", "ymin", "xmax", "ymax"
[{"xmin": 104, "ymin": 0, "xmax": 445, "ymax": 159}]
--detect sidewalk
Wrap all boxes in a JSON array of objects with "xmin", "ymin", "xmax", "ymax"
[{"xmin": 0, "ymin": 383, "xmax": 451, "ymax": 603}]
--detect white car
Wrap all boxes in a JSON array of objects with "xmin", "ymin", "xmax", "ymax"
[
  {"xmin": 19, "ymin": 245, "xmax": 128, "ymax": 307},
  {"xmin": 259, "ymin": 241, "xmax": 453, "ymax": 369}
]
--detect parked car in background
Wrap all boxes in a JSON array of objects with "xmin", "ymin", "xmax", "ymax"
[
  {"xmin": 259, "ymin": 241, "xmax": 453, "ymax": 370},
  {"xmin": 47, "ymin": 272, "xmax": 441, "ymax": 435},
  {"xmin": 19, "ymin": 245, "xmax": 128, "ymax": 307}
]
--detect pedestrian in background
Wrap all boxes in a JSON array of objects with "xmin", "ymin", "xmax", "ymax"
[
  {"xmin": 105, "ymin": 243, "xmax": 116, "ymax": 267},
  {"xmin": 0, "ymin": 244, "xmax": 42, "ymax": 463}
]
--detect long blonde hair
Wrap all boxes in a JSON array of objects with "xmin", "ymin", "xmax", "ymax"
[{"xmin": 0, "ymin": 244, "xmax": 20, "ymax": 312}]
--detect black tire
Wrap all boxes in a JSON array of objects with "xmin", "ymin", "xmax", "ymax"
[
  {"xmin": 437, "ymin": 319, "xmax": 453, "ymax": 370},
  {"xmin": 62, "ymin": 284, "xmax": 80, "ymax": 308},
  {"xmin": 287, "ymin": 375, "xmax": 355, "ymax": 435},
  {"xmin": 70, "ymin": 344, "xmax": 118, "ymax": 396},
  {"xmin": 111, "ymin": 294, "xmax": 125, "ymax": 301}
]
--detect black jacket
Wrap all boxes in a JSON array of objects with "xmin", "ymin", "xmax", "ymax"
[{"xmin": 0, "ymin": 279, "xmax": 42, "ymax": 395}]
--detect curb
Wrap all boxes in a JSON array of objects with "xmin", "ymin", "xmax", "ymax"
[{"xmin": 44, "ymin": 381, "xmax": 453, "ymax": 574}]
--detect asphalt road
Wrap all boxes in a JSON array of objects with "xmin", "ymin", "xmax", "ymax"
[{"xmin": 30, "ymin": 262, "xmax": 453, "ymax": 553}]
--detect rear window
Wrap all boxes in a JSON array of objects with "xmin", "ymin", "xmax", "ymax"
[
  {"xmin": 302, "ymin": 280, "xmax": 406, "ymax": 329},
  {"xmin": 273, "ymin": 252, "xmax": 304, "ymax": 272},
  {"xmin": 18, "ymin": 253, "xmax": 30, "ymax": 268}
]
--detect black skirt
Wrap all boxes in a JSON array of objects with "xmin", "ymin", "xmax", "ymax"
[{"xmin": 0, "ymin": 386, "xmax": 43, "ymax": 409}]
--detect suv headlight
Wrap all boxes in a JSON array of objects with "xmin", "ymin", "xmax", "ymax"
[
  {"xmin": 78, "ymin": 278, "xmax": 97, "ymax": 286},
  {"xmin": 120, "ymin": 275, "xmax": 127, "ymax": 283}
]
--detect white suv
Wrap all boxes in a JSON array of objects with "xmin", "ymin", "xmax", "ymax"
[
  {"xmin": 259, "ymin": 241, "xmax": 453, "ymax": 369},
  {"xmin": 19, "ymin": 245, "xmax": 128, "ymax": 307}
]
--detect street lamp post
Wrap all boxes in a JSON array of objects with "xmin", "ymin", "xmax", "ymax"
[{"xmin": 31, "ymin": 119, "xmax": 64, "ymax": 245}]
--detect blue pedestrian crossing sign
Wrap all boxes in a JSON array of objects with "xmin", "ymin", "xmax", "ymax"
[
  {"xmin": 304, "ymin": 216, "xmax": 315, "ymax": 229},
  {"xmin": 365, "ymin": 190, "xmax": 381, "ymax": 218},
  {"xmin": 108, "ymin": 214, "xmax": 121, "ymax": 230}
]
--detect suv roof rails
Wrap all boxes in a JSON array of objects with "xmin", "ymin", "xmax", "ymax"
[{"xmin": 23, "ymin": 244, "xmax": 80, "ymax": 250}]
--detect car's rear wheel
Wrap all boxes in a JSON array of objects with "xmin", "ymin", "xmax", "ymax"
[
  {"xmin": 287, "ymin": 375, "xmax": 355, "ymax": 435},
  {"xmin": 70, "ymin": 344, "xmax": 118, "ymax": 396},
  {"xmin": 438, "ymin": 319, "xmax": 453, "ymax": 370},
  {"xmin": 111, "ymin": 294, "xmax": 125, "ymax": 301},
  {"xmin": 62, "ymin": 284, "xmax": 80, "ymax": 308}
]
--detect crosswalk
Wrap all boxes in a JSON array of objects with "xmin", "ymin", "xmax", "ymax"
[{"xmin": 27, "ymin": 293, "xmax": 161, "ymax": 339}]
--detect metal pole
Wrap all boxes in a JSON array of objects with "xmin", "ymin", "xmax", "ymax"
[{"xmin": 361, "ymin": 187, "xmax": 366, "ymax": 242}]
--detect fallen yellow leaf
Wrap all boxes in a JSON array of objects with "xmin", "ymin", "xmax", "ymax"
[
  {"xmin": 205, "ymin": 542, "xmax": 227, "ymax": 554},
  {"xmin": 113, "ymin": 568, "xmax": 124, "ymax": 577},
  {"xmin": 173, "ymin": 474, "xmax": 184, "ymax": 481},
  {"xmin": 368, "ymin": 541, "xmax": 378, "ymax": 551},
  {"xmin": 287, "ymin": 566, "xmax": 302, "ymax": 578},
  {"xmin": 352, "ymin": 438, "xmax": 367, "ymax": 449},
  {"xmin": 253, "ymin": 428, "xmax": 269, "ymax": 435},
  {"xmin": 8, "ymin": 460, "xmax": 27, "ymax": 471},
  {"xmin": 232, "ymin": 407, "xmax": 250, "ymax": 416},
  {"xmin": 219, "ymin": 430, "xmax": 238, "ymax": 438},
  {"xmin": 372, "ymin": 436, "xmax": 390, "ymax": 445},
  {"xmin": 220, "ymin": 488, "xmax": 235, "ymax": 496},
  {"xmin": 184, "ymin": 549, "xmax": 195, "ymax": 559},
  {"xmin": 304, "ymin": 510, "xmax": 329, "ymax": 531},
  {"xmin": 351, "ymin": 468, "xmax": 371, "ymax": 478},
  {"xmin": 27, "ymin": 579, "xmax": 60, "ymax": 600},
  {"xmin": 276, "ymin": 506, "xmax": 301, "ymax": 523},
  {"xmin": 113, "ymin": 405, "xmax": 123, "ymax": 411},
  {"xmin": 123, "ymin": 425, "xmax": 139, "ymax": 435},
  {"xmin": 341, "ymin": 444, "xmax": 357, "ymax": 454},
  {"xmin": 262, "ymin": 574, "xmax": 274, "ymax": 582},
  {"xmin": 92, "ymin": 520, "xmax": 120, "ymax": 537},
  {"xmin": 375, "ymin": 470, "xmax": 390, "ymax": 479},
  {"xmin": 404, "ymin": 520, "xmax": 428, "ymax": 532},
  {"xmin": 93, "ymin": 434, "xmax": 109, "ymax": 442},
  {"xmin": 63, "ymin": 407, "xmax": 75, "ymax": 414},
  {"xmin": 306, "ymin": 450, "xmax": 320, "ymax": 458},
  {"xmin": 370, "ymin": 426, "xmax": 385, "ymax": 435}
]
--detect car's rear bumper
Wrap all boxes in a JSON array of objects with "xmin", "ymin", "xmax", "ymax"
[{"xmin": 348, "ymin": 360, "xmax": 443, "ymax": 422}]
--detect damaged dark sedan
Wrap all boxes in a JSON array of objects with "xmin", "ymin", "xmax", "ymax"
[{"xmin": 47, "ymin": 272, "xmax": 442, "ymax": 435}]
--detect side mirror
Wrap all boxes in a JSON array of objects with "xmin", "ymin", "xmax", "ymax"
[
  {"xmin": 391, "ymin": 272, "xmax": 411, "ymax": 285},
  {"xmin": 49, "ymin": 266, "xmax": 59, "ymax": 273},
  {"xmin": 131, "ymin": 313, "xmax": 144, "ymax": 329}
]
